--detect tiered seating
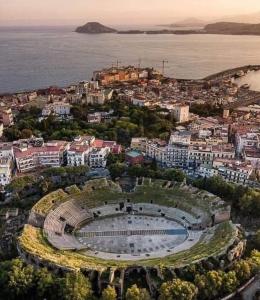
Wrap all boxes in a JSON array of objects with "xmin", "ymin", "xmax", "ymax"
[
  {"xmin": 90, "ymin": 204, "xmax": 123, "ymax": 217},
  {"xmin": 46, "ymin": 231, "xmax": 85, "ymax": 250},
  {"xmin": 131, "ymin": 203, "xmax": 202, "ymax": 228},
  {"xmin": 43, "ymin": 200, "xmax": 93, "ymax": 250}
]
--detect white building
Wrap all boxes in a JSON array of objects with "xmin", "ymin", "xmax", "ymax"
[
  {"xmin": 89, "ymin": 147, "xmax": 110, "ymax": 168},
  {"xmin": 42, "ymin": 102, "xmax": 71, "ymax": 117},
  {"xmin": 0, "ymin": 142, "xmax": 14, "ymax": 159},
  {"xmin": 0, "ymin": 158, "xmax": 12, "ymax": 186},
  {"xmin": 196, "ymin": 165, "xmax": 219, "ymax": 178},
  {"xmin": 172, "ymin": 105, "xmax": 190, "ymax": 123},
  {"xmin": 169, "ymin": 131, "xmax": 191, "ymax": 146},
  {"xmin": 86, "ymin": 90, "xmax": 106, "ymax": 105},
  {"xmin": 131, "ymin": 138, "xmax": 148, "ymax": 152},
  {"xmin": 132, "ymin": 95, "xmax": 150, "ymax": 107},
  {"xmin": 67, "ymin": 136, "xmax": 94, "ymax": 167},
  {"xmin": 0, "ymin": 123, "xmax": 3, "ymax": 137},
  {"xmin": 164, "ymin": 144, "xmax": 189, "ymax": 168},
  {"xmin": 214, "ymin": 159, "xmax": 253, "ymax": 185},
  {"xmin": 76, "ymin": 81, "xmax": 90, "ymax": 95},
  {"xmin": 146, "ymin": 139, "xmax": 167, "ymax": 165},
  {"xmin": 87, "ymin": 113, "xmax": 102, "ymax": 124},
  {"xmin": 243, "ymin": 147, "xmax": 260, "ymax": 169},
  {"xmin": 14, "ymin": 141, "xmax": 69, "ymax": 173},
  {"xmin": 236, "ymin": 132, "xmax": 260, "ymax": 155}
]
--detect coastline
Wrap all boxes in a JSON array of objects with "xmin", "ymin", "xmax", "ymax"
[{"xmin": 1, "ymin": 65, "xmax": 260, "ymax": 97}]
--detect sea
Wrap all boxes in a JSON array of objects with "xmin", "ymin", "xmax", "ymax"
[{"xmin": 1, "ymin": 25, "xmax": 260, "ymax": 93}]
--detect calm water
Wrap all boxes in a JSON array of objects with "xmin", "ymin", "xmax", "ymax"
[{"xmin": 1, "ymin": 26, "xmax": 260, "ymax": 93}]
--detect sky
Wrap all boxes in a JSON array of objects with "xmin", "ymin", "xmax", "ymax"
[{"xmin": 1, "ymin": 0, "xmax": 260, "ymax": 26}]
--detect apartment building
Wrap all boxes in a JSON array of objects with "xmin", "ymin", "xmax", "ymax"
[
  {"xmin": 189, "ymin": 144, "xmax": 235, "ymax": 168},
  {"xmin": 236, "ymin": 132, "xmax": 260, "ymax": 155},
  {"xmin": 132, "ymin": 95, "xmax": 151, "ymax": 107},
  {"xmin": 89, "ymin": 147, "xmax": 110, "ymax": 168},
  {"xmin": 172, "ymin": 104, "xmax": 190, "ymax": 123},
  {"xmin": 0, "ymin": 107, "xmax": 14, "ymax": 127},
  {"xmin": 0, "ymin": 143, "xmax": 14, "ymax": 159},
  {"xmin": 0, "ymin": 158, "xmax": 12, "ymax": 186},
  {"xmin": 145, "ymin": 139, "xmax": 167, "ymax": 164},
  {"xmin": 214, "ymin": 159, "xmax": 253, "ymax": 184},
  {"xmin": 243, "ymin": 147, "xmax": 260, "ymax": 169},
  {"xmin": 86, "ymin": 90, "xmax": 106, "ymax": 105},
  {"xmin": 67, "ymin": 136, "xmax": 94, "ymax": 167},
  {"xmin": 42, "ymin": 102, "xmax": 71, "ymax": 117},
  {"xmin": 14, "ymin": 141, "xmax": 69, "ymax": 173},
  {"xmin": 164, "ymin": 144, "xmax": 189, "ymax": 168},
  {"xmin": 130, "ymin": 137, "xmax": 148, "ymax": 152},
  {"xmin": 87, "ymin": 112, "xmax": 102, "ymax": 124}
]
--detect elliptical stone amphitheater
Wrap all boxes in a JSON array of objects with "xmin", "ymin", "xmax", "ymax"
[{"xmin": 18, "ymin": 178, "xmax": 245, "ymax": 298}]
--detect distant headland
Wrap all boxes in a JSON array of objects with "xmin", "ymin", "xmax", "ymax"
[{"xmin": 75, "ymin": 21, "xmax": 260, "ymax": 36}]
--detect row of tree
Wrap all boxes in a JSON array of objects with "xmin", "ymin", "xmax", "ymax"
[
  {"xmin": 0, "ymin": 250, "xmax": 259, "ymax": 300},
  {"xmin": 193, "ymin": 175, "xmax": 260, "ymax": 217},
  {"xmin": 108, "ymin": 157, "xmax": 185, "ymax": 183}
]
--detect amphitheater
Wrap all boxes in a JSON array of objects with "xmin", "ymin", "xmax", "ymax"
[{"xmin": 18, "ymin": 178, "xmax": 245, "ymax": 297}]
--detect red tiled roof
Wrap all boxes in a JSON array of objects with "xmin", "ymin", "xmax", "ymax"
[{"xmin": 14, "ymin": 141, "xmax": 67, "ymax": 159}]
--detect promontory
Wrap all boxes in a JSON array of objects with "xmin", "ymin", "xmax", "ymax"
[{"xmin": 75, "ymin": 22, "xmax": 117, "ymax": 34}]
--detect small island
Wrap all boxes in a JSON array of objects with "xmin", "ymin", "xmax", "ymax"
[{"xmin": 75, "ymin": 22, "xmax": 117, "ymax": 34}]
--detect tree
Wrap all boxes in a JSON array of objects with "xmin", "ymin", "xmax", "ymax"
[
  {"xmin": 0, "ymin": 259, "xmax": 35, "ymax": 300},
  {"xmin": 159, "ymin": 278, "xmax": 198, "ymax": 300},
  {"xmin": 6, "ymin": 175, "xmax": 35, "ymax": 193},
  {"xmin": 195, "ymin": 270, "xmax": 224, "ymax": 299},
  {"xmin": 128, "ymin": 165, "xmax": 146, "ymax": 178},
  {"xmin": 239, "ymin": 189, "xmax": 260, "ymax": 217},
  {"xmin": 254, "ymin": 230, "xmax": 260, "ymax": 250},
  {"xmin": 58, "ymin": 272, "xmax": 93, "ymax": 300},
  {"xmin": 21, "ymin": 128, "xmax": 33, "ymax": 139},
  {"xmin": 164, "ymin": 169, "xmax": 186, "ymax": 183},
  {"xmin": 101, "ymin": 285, "xmax": 117, "ymax": 300},
  {"xmin": 222, "ymin": 271, "xmax": 238, "ymax": 295},
  {"xmin": 108, "ymin": 163, "xmax": 126, "ymax": 179},
  {"xmin": 233, "ymin": 260, "xmax": 252, "ymax": 283},
  {"xmin": 4, "ymin": 127, "xmax": 21, "ymax": 141},
  {"xmin": 35, "ymin": 268, "xmax": 57, "ymax": 300},
  {"xmin": 125, "ymin": 285, "xmax": 150, "ymax": 300}
]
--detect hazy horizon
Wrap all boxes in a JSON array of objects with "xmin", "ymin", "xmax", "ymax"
[{"xmin": 1, "ymin": 0, "xmax": 260, "ymax": 26}]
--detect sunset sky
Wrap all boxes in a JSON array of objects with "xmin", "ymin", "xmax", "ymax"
[{"xmin": 1, "ymin": 0, "xmax": 260, "ymax": 25}]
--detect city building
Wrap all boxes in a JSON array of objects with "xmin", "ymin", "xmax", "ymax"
[
  {"xmin": 172, "ymin": 104, "xmax": 190, "ymax": 123},
  {"xmin": 42, "ymin": 102, "xmax": 71, "ymax": 117},
  {"xmin": 236, "ymin": 132, "xmax": 260, "ymax": 155},
  {"xmin": 0, "ymin": 143, "xmax": 14, "ymax": 159},
  {"xmin": 86, "ymin": 90, "xmax": 106, "ymax": 105},
  {"xmin": 14, "ymin": 141, "xmax": 69, "ymax": 173},
  {"xmin": 0, "ymin": 107, "xmax": 14, "ymax": 127},
  {"xmin": 87, "ymin": 112, "xmax": 102, "ymax": 124},
  {"xmin": 0, "ymin": 158, "xmax": 12, "ymax": 186},
  {"xmin": 125, "ymin": 150, "xmax": 143, "ymax": 165},
  {"xmin": 130, "ymin": 138, "xmax": 148, "ymax": 152},
  {"xmin": 89, "ymin": 147, "xmax": 110, "ymax": 168}
]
